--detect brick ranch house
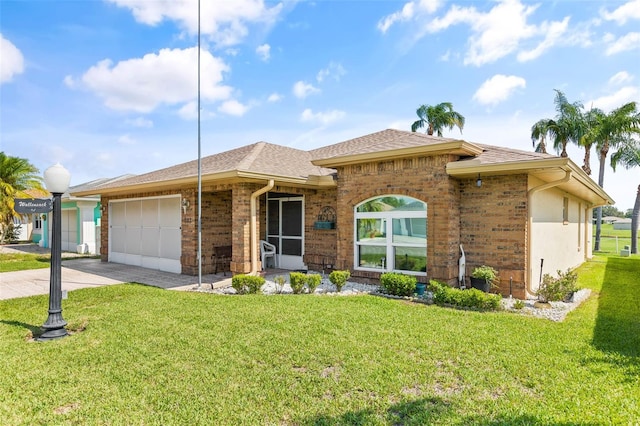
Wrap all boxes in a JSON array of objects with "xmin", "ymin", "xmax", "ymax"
[{"xmin": 72, "ymin": 129, "xmax": 613, "ymax": 299}]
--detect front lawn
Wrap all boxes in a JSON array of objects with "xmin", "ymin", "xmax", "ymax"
[
  {"xmin": 0, "ymin": 255, "xmax": 638, "ymax": 424},
  {"xmin": 0, "ymin": 252, "xmax": 51, "ymax": 272}
]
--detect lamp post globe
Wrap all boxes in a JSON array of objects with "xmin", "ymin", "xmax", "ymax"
[{"xmin": 38, "ymin": 163, "xmax": 71, "ymax": 341}]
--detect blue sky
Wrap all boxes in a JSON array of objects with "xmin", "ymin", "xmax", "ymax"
[{"xmin": 1, "ymin": 0, "xmax": 639, "ymax": 210}]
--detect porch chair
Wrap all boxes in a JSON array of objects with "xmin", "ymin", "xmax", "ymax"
[{"xmin": 260, "ymin": 240, "xmax": 277, "ymax": 270}]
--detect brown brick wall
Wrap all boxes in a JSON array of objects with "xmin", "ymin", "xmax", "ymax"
[
  {"xmin": 459, "ymin": 174, "xmax": 528, "ymax": 298},
  {"xmin": 334, "ymin": 155, "xmax": 461, "ymax": 284}
]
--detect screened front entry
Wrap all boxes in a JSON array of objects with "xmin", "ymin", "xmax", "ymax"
[
  {"xmin": 267, "ymin": 194, "xmax": 305, "ymax": 270},
  {"xmin": 355, "ymin": 195, "xmax": 427, "ymax": 274}
]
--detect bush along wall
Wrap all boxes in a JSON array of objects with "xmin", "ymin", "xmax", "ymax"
[
  {"xmin": 429, "ymin": 280, "xmax": 501, "ymax": 311},
  {"xmin": 380, "ymin": 272, "xmax": 417, "ymax": 297}
]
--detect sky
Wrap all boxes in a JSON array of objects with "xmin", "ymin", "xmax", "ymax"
[{"xmin": 1, "ymin": 0, "xmax": 639, "ymax": 211}]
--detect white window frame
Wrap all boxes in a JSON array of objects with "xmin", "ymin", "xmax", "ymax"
[{"xmin": 354, "ymin": 196, "xmax": 427, "ymax": 276}]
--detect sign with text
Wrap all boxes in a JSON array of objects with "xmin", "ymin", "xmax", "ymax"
[{"xmin": 14, "ymin": 198, "xmax": 52, "ymax": 214}]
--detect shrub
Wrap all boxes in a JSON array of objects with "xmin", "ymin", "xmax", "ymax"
[
  {"xmin": 536, "ymin": 269, "xmax": 578, "ymax": 302},
  {"xmin": 329, "ymin": 270, "xmax": 350, "ymax": 292},
  {"xmin": 513, "ymin": 299, "xmax": 525, "ymax": 310},
  {"xmin": 273, "ymin": 275, "xmax": 286, "ymax": 294},
  {"xmin": 430, "ymin": 279, "xmax": 501, "ymax": 311},
  {"xmin": 380, "ymin": 272, "xmax": 417, "ymax": 297},
  {"xmin": 471, "ymin": 265, "xmax": 498, "ymax": 285},
  {"xmin": 289, "ymin": 272, "xmax": 307, "ymax": 294},
  {"xmin": 306, "ymin": 274, "xmax": 322, "ymax": 294},
  {"xmin": 231, "ymin": 274, "xmax": 265, "ymax": 294}
]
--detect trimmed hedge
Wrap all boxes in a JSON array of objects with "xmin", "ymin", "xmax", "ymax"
[
  {"xmin": 380, "ymin": 272, "xmax": 417, "ymax": 297},
  {"xmin": 231, "ymin": 274, "xmax": 265, "ymax": 294},
  {"xmin": 429, "ymin": 280, "xmax": 501, "ymax": 311},
  {"xmin": 329, "ymin": 270, "xmax": 351, "ymax": 292}
]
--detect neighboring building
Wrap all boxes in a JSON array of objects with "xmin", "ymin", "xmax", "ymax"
[
  {"xmin": 72, "ymin": 129, "xmax": 613, "ymax": 299},
  {"xmin": 612, "ymin": 218, "xmax": 639, "ymax": 231},
  {"xmin": 39, "ymin": 176, "xmax": 134, "ymax": 254}
]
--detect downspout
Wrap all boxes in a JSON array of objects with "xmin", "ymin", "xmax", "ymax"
[
  {"xmin": 526, "ymin": 170, "xmax": 571, "ymax": 297},
  {"xmin": 249, "ymin": 180, "xmax": 275, "ymax": 275}
]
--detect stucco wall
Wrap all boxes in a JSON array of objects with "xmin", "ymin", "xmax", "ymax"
[{"xmin": 529, "ymin": 180, "xmax": 591, "ymax": 293}]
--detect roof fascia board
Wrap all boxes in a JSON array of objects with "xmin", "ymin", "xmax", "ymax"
[
  {"xmin": 447, "ymin": 157, "xmax": 614, "ymax": 205},
  {"xmin": 71, "ymin": 170, "xmax": 335, "ymax": 197},
  {"xmin": 312, "ymin": 141, "xmax": 483, "ymax": 167},
  {"xmin": 446, "ymin": 157, "xmax": 570, "ymax": 175}
]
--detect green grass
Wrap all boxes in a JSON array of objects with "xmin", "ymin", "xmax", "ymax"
[
  {"xmin": 594, "ymin": 223, "xmax": 638, "ymax": 255},
  {"xmin": 1, "ymin": 255, "xmax": 639, "ymax": 425},
  {"xmin": 0, "ymin": 252, "xmax": 51, "ymax": 272}
]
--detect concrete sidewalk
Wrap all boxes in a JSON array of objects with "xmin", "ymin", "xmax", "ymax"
[{"xmin": 0, "ymin": 257, "xmax": 231, "ymax": 300}]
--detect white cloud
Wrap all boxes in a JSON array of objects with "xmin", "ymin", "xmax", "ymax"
[
  {"xmin": 316, "ymin": 62, "xmax": 346, "ymax": 83},
  {"xmin": 300, "ymin": 108, "xmax": 345, "ymax": 125},
  {"xmin": 609, "ymin": 71, "xmax": 634, "ymax": 86},
  {"xmin": 267, "ymin": 92, "xmax": 282, "ymax": 102},
  {"xmin": 601, "ymin": 0, "xmax": 640, "ymax": 25},
  {"xmin": 0, "ymin": 34, "xmax": 25, "ymax": 84},
  {"xmin": 256, "ymin": 43, "xmax": 270, "ymax": 61},
  {"xmin": 74, "ymin": 47, "xmax": 232, "ymax": 113},
  {"xmin": 106, "ymin": 0, "xmax": 283, "ymax": 47},
  {"xmin": 63, "ymin": 75, "xmax": 76, "ymax": 88},
  {"xmin": 473, "ymin": 74, "xmax": 526, "ymax": 106},
  {"xmin": 378, "ymin": 0, "xmax": 442, "ymax": 33},
  {"xmin": 587, "ymin": 86, "xmax": 640, "ymax": 112},
  {"xmin": 517, "ymin": 17, "xmax": 569, "ymax": 62},
  {"xmin": 292, "ymin": 81, "xmax": 320, "ymax": 99},
  {"xmin": 218, "ymin": 99, "xmax": 249, "ymax": 116},
  {"xmin": 118, "ymin": 134, "xmax": 136, "ymax": 145},
  {"xmin": 178, "ymin": 101, "xmax": 198, "ymax": 120},
  {"xmin": 605, "ymin": 32, "xmax": 640, "ymax": 55},
  {"xmin": 125, "ymin": 117, "xmax": 154, "ymax": 128},
  {"xmin": 421, "ymin": 0, "xmax": 573, "ymax": 66}
]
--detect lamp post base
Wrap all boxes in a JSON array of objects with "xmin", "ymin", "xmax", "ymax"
[
  {"xmin": 37, "ymin": 309, "xmax": 68, "ymax": 341},
  {"xmin": 37, "ymin": 327, "xmax": 68, "ymax": 341}
]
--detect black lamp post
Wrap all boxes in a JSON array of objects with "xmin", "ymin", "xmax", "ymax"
[{"xmin": 38, "ymin": 163, "xmax": 71, "ymax": 341}]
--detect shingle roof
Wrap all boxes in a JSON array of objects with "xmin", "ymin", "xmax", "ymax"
[
  {"xmin": 88, "ymin": 142, "xmax": 335, "ymax": 191},
  {"xmin": 309, "ymin": 129, "xmax": 459, "ymax": 160},
  {"xmin": 469, "ymin": 143, "xmax": 557, "ymax": 164}
]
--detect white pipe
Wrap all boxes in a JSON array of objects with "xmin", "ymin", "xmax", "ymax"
[
  {"xmin": 526, "ymin": 170, "xmax": 571, "ymax": 297},
  {"xmin": 250, "ymin": 180, "xmax": 274, "ymax": 275}
]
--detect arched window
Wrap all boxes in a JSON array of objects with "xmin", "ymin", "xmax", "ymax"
[{"xmin": 354, "ymin": 195, "xmax": 427, "ymax": 274}]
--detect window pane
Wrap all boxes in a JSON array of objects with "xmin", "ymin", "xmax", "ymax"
[
  {"xmin": 282, "ymin": 238, "xmax": 302, "ymax": 256},
  {"xmin": 392, "ymin": 218, "xmax": 427, "ymax": 244},
  {"xmin": 395, "ymin": 246, "xmax": 427, "ymax": 272},
  {"xmin": 357, "ymin": 196, "xmax": 426, "ymax": 212},
  {"xmin": 268, "ymin": 200, "xmax": 279, "ymax": 235},
  {"xmin": 357, "ymin": 218, "xmax": 386, "ymax": 241},
  {"xmin": 358, "ymin": 245, "xmax": 387, "ymax": 269},
  {"xmin": 282, "ymin": 201, "xmax": 302, "ymax": 236}
]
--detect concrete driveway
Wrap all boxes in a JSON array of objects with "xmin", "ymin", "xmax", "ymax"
[{"xmin": 0, "ymin": 245, "xmax": 230, "ymax": 300}]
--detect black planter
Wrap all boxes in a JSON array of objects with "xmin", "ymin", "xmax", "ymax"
[{"xmin": 470, "ymin": 277, "xmax": 491, "ymax": 293}]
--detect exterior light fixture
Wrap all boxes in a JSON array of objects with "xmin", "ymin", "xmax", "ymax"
[
  {"xmin": 38, "ymin": 163, "xmax": 71, "ymax": 341},
  {"xmin": 476, "ymin": 174, "xmax": 482, "ymax": 188},
  {"xmin": 182, "ymin": 198, "xmax": 190, "ymax": 213}
]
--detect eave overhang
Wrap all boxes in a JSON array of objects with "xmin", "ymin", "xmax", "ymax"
[
  {"xmin": 70, "ymin": 170, "xmax": 336, "ymax": 197},
  {"xmin": 312, "ymin": 140, "xmax": 484, "ymax": 167},
  {"xmin": 446, "ymin": 157, "xmax": 614, "ymax": 207}
]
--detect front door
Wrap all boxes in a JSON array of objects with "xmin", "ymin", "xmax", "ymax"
[{"xmin": 267, "ymin": 195, "xmax": 304, "ymax": 270}]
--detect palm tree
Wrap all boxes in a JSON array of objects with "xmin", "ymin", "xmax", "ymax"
[
  {"xmin": 530, "ymin": 118, "xmax": 552, "ymax": 154},
  {"xmin": 610, "ymin": 139, "xmax": 640, "ymax": 254},
  {"xmin": 531, "ymin": 90, "xmax": 583, "ymax": 158},
  {"xmin": 590, "ymin": 102, "xmax": 640, "ymax": 251},
  {"xmin": 0, "ymin": 152, "xmax": 44, "ymax": 240},
  {"xmin": 578, "ymin": 106, "xmax": 602, "ymax": 175},
  {"xmin": 411, "ymin": 102, "xmax": 465, "ymax": 137}
]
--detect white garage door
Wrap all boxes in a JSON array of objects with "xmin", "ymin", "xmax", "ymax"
[
  {"xmin": 109, "ymin": 196, "xmax": 182, "ymax": 274},
  {"xmin": 61, "ymin": 209, "xmax": 78, "ymax": 252}
]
